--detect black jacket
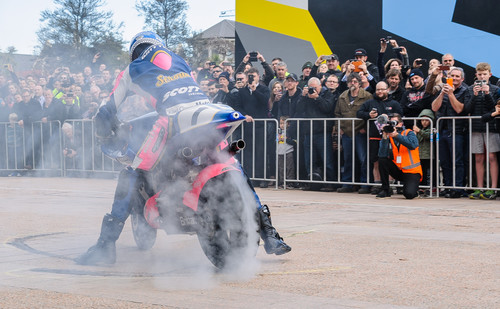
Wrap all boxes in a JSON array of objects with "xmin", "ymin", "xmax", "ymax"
[
  {"xmin": 357, "ymin": 96, "xmax": 404, "ymax": 138},
  {"xmin": 277, "ymin": 88, "xmax": 302, "ymax": 119},
  {"xmin": 464, "ymin": 83, "xmax": 500, "ymax": 132},
  {"xmin": 233, "ymin": 84, "xmax": 270, "ymax": 119},
  {"xmin": 295, "ymin": 87, "xmax": 335, "ymax": 135}
]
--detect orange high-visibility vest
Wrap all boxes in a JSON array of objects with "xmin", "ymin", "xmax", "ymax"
[{"xmin": 389, "ymin": 129, "xmax": 422, "ymax": 179}]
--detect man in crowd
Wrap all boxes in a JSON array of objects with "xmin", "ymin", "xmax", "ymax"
[
  {"xmin": 376, "ymin": 113, "xmax": 422, "ymax": 199},
  {"xmin": 385, "ymin": 69, "xmax": 405, "ymax": 102},
  {"xmin": 232, "ymin": 67, "xmax": 270, "ymax": 188},
  {"xmin": 298, "ymin": 61, "xmax": 313, "ymax": 89},
  {"xmin": 464, "ymin": 62, "xmax": 500, "ymax": 199},
  {"xmin": 269, "ymin": 61, "xmax": 288, "ymax": 90},
  {"xmin": 311, "ymin": 54, "xmax": 342, "ymax": 79},
  {"xmin": 295, "ymin": 77, "xmax": 336, "ymax": 188},
  {"xmin": 432, "ymin": 67, "xmax": 471, "ymax": 198},
  {"xmin": 353, "ymin": 48, "xmax": 379, "ymax": 82},
  {"xmin": 400, "ymin": 69, "xmax": 429, "ymax": 127},
  {"xmin": 357, "ymin": 81, "xmax": 403, "ymax": 194},
  {"xmin": 335, "ymin": 73, "xmax": 373, "ymax": 193},
  {"xmin": 235, "ymin": 52, "xmax": 274, "ymax": 86}
]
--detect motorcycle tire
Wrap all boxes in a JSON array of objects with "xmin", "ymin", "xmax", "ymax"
[
  {"xmin": 196, "ymin": 171, "xmax": 259, "ymax": 269},
  {"xmin": 131, "ymin": 199, "xmax": 157, "ymax": 251}
]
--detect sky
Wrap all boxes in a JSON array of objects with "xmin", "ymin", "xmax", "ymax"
[{"xmin": 0, "ymin": 0, "xmax": 235, "ymax": 55}]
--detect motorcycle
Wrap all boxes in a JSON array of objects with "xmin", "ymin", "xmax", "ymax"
[{"xmin": 102, "ymin": 103, "xmax": 259, "ymax": 269}]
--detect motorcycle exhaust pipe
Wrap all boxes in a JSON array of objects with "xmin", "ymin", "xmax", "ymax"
[
  {"xmin": 178, "ymin": 147, "xmax": 194, "ymax": 159},
  {"xmin": 229, "ymin": 139, "xmax": 245, "ymax": 153}
]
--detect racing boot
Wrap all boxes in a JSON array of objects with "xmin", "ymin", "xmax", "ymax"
[
  {"xmin": 258, "ymin": 205, "xmax": 291, "ymax": 255},
  {"xmin": 75, "ymin": 214, "xmax": 125, "ymax": 265}
]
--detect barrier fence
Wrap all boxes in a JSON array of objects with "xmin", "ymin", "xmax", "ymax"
[{"xmin": 1, "ymin": 117, "xmax": 498, "ymax": 197}]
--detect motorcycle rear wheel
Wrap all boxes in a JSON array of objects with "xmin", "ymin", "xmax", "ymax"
[{"xmin": 196, "ymin": 171, "xmax": 259, "ymax": 269}]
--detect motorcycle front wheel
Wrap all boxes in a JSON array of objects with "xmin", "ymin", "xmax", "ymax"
[
  {"xmin": 196, "ymin": 171, "xmax": 259, "ymax": 269},
  {"xmin": 130, "ymin": 193, "xmax": 157, "ymax": 251}
]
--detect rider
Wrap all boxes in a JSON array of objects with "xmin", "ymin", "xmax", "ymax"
[{"xmin": 76, "ymin": 31, "xmax": 291, "ymax": 265}]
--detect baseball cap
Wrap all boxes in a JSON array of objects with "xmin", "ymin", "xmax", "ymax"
[
  {"xmin": 286, "ymin": 73, "xmax": 299, "ymax": 81},
  {"xmin": 354, "ymin": 48, "xmax": 367, "ymax": 57}
]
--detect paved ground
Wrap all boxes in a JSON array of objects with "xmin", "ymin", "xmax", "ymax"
[{"xmin": 0, "ymin": 177, "xmax": 499, "ymax": 308}]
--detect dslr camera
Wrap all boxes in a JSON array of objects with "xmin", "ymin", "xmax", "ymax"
[{"xmin": 376, "ymin": 114, "xmax": 398, "ymax": 133}]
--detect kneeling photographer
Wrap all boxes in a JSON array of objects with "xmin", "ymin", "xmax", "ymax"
[{"xmin": 376, "ymin": 113, "xmax": 422, "ymax": 199}]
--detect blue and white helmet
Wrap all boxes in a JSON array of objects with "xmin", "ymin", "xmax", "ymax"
[{"xmin": 129, "ymin": 31, "xmax": 166, "ymax": 61}]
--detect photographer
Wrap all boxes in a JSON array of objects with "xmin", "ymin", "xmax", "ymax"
[{"xmin": 376, "ymin": 113, "xmax": 422, "ymax": 199}]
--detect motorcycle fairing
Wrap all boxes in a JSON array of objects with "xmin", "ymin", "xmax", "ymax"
[{"xmin": 183, "ymin": 162, "xmax": 240, "ymax": 212}]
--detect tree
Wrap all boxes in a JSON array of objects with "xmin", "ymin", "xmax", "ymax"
[
  {"xmin": 135, "ymin": 0, "xmax": 191, "ymax": 49},
  {"xmin": 37, "ymin": 0, "xmax": 125, "ymax": 71}
]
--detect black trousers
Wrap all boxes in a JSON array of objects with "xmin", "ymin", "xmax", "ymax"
[{"xmin": 379, "ymin": 157, "xmax": 421, "ymax": 199}]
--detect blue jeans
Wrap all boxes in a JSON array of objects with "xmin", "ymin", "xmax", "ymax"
[
  {"xmin": 303, "ymin": 132, "xmax": 336, "ymax": 181},
  {"xmin": 341, "ymin": 133, "xmax": 367, "ymax": 186},
  {"xmin": 439, "ymin": 130, "xmax": 465, "ymax": 187}
]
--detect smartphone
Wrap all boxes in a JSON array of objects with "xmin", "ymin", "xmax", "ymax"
[
  {"xmin": 438, "ymin": 65, "xmax": 450, "ymax": 71},
  {"xmin": 446, "ymin": 77, "xmax": 453, "ymax": 87},
  {"xmin": 352, "ymin": 60, "xmax": 363, "ymax": 72},
  {"xmin": 392, "ymin": 47, "xmax": 403, "ymax": 52},
  {"xmin": 215, "ymin": 84, "xmax": 223, "ymax": 89},
  {"xmin": 323, "ymin": 55, "xmax": 333, "ymax": 60},
  {"xmin": 249, "ymin": 51, "xmax": 258, "ymax": 62},
  {"xmin": 415, "ymin": 59, "xmax": 427, "ymax": 65}
]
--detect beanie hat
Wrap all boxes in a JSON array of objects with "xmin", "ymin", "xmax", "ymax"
[{"xmin": 409, "ymin": 68, "xmax": 424, "ymax": 79}]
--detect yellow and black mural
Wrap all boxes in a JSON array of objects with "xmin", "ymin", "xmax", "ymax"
[{"xmin": 235, "ymin": 0, "xmax": 499, "ymax": 82}]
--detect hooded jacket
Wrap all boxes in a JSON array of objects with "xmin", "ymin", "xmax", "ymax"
[{"xmin": 416, "ymin": 109, "xmax": 435, "ymax": 159}]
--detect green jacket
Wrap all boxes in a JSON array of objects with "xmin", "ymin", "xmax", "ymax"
[
  {"xmin": 416, "ymin": 109, "xmax": 435, "ymax": 159},
  {"xmin": 334, "ymin": 88, "xmax": 372, "ymax": 137}
]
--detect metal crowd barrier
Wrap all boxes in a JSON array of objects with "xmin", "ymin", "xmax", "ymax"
[
  {"xmin": 0, "ymin": 119, "xmax": 120, "ymax": 177},
  {"xmin": 435, "ymin": 116, "xmax": 495, "ymax": 196},
  {"xmin": 2, "ymin": 116, "xmax": 498, "ymax": 198}
]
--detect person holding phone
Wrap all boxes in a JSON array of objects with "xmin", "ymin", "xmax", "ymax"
[
  {"xmin": 431, "ymin": 67, "xmax": 471, "ymax": 198},
  {"xmin": 311, "ymin": 54, "xmax": 342, "ymax": 79},
  {"xmin": 464, "ymin": 62, "xmax": 500, "ymax": 200},
  {"xmin": 295, "ymin": 77, "xmax": 337, "ymax": 190}
]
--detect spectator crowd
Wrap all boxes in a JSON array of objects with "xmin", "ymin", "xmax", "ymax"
[{"xmin": 2, "ymin": 38, "xmax": 500, "ymax": 200}]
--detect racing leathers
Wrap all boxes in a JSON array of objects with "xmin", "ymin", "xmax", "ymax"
[{"xmin": 77, "ymin": 44, "xmax": 290, "ymax": 265}]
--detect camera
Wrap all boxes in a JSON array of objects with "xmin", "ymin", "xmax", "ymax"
[
  {"xmin": 474, "ymin": 80, "xmax": 486, "ymax": 87},
  {"xmin": 382, "ymin": 36, "xmax": 392, "ymax": 43},
  {"xmin": 247, "ymin": 74, "xmax": 254, "ymax": 84},
  {"xmin": 308, "ymin": 87, "xmax": 315, "ymax": 94},
  {"xmin": 249, "ymin": 51, "xmax": 258, "ymax": 62},
  {"xmin": 376, "ymin": 114, "xmax": 398, "ymax": 133}
]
